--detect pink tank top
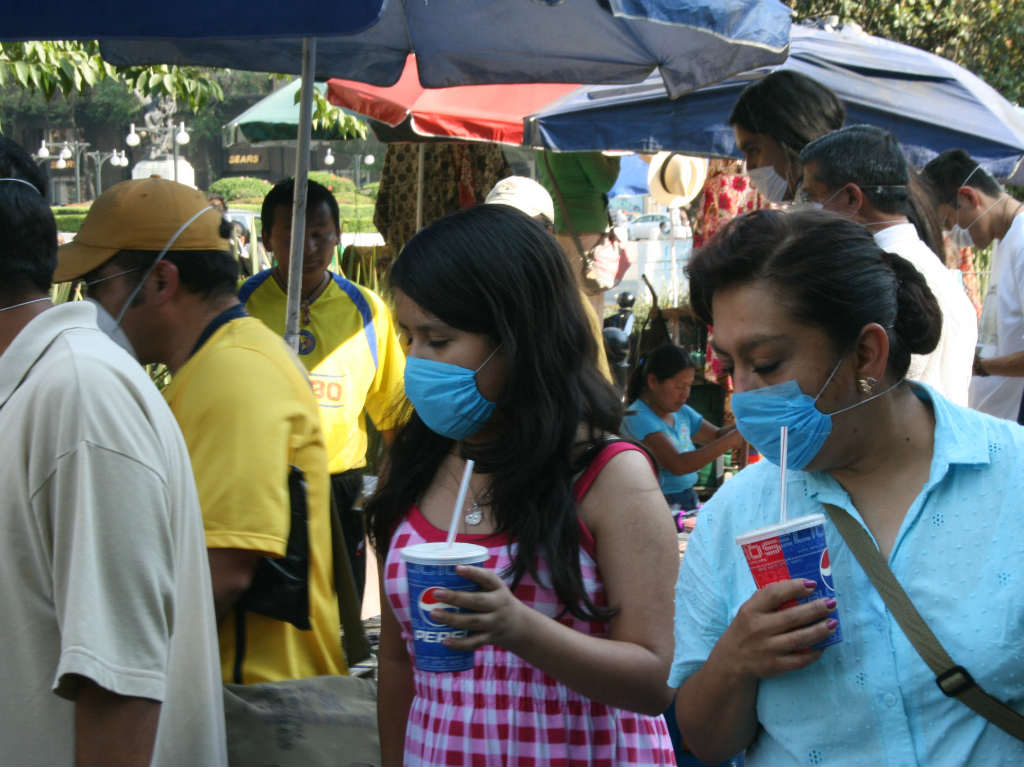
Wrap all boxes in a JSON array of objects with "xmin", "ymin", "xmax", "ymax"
[{"xmin": 382, "ymin": 441, "xmax": 675, "ymax": 767}]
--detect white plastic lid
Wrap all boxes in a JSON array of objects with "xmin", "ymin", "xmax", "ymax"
[
  {"xmin": 735, "ymin": 513, "xmax": 826, "ymax": 547},
  {"xmin": 400, "ymin": 541, "xmax": 489, "ymax": 566}
]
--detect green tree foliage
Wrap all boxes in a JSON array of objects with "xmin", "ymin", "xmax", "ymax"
[
  {"xmin": 791, "ymin": 1, "xmax": 1024, "ymax": 103},
  {"xmin": 0, "ymin": 41, "xmax": 223, "ymax": 110},
  {"xmin": 0, "ymin": 41, "xmax": 361, "ymax": 135}
]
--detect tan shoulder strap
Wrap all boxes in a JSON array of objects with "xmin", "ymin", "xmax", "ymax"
[{"xmin": 823, "ymin": 502, "xmax": 1024, "ymax": 741}]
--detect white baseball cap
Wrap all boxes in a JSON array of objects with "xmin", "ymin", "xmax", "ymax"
[{"xmin": 485, "ymin": 176, "xmax": 555, "ymax": 226}]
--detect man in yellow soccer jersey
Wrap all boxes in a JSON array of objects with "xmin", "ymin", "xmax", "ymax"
[
  {"xmin": 241, "ymin": 178, "xmax": 406, "ymax": 602},
  {"xmin": 55, "ymin": 177, "xmax": 345, "ymax": 685}
]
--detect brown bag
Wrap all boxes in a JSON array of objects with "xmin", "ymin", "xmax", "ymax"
[{"xmin": 222, "ymin": 482, "xmax": 380, "ymax": 766}]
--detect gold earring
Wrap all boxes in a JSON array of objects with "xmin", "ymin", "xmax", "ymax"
[{"xmin": 858, "ymin": 377, "xmax": 877, "ymax": 394}]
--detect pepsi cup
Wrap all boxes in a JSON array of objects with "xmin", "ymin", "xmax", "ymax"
[
  {"xmin": 400, "ymin": 541, "xmax": 489, "ymax": 672},
  {"xmin": 736, "ymin": 513, "xmax": 841, "ymax": 649}
]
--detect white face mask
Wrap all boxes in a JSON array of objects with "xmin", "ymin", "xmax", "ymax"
[
  {"xmin": 88, "ymin": 298, "xmax": 137, "ymax": 359},
  {"xmin": 747, "ymin": 165, "xmax": 789, "ymax": 203},
  {"xmin": 949, "ymin": 223, "xmax": 976, "ymax": 249},
  {"xmin": 950, "ymin": 164, "xmax": 1000, "ymax": 249}
]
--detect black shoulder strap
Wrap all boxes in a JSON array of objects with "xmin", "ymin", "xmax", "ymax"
[{"xmin": 330, "ymin": 491, "xmax": 371, "ymax": 667}]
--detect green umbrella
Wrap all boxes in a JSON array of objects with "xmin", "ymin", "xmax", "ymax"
[{"xmin": 223, "ymin": 79, "xmax": 365, "ymax": 145}]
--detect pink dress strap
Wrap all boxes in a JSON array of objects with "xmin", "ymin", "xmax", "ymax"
[{"xmin": 572, "ymin": 440, "xmax": 653, "ymax": 502}]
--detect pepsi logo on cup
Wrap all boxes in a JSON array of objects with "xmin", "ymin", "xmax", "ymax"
[
  {"xmin": 819, "ymin": 549, "xmax": 834, "ymax": 592},
  {"xmin": 418, "ymin": 586, "xmax": 456, "ymax": 627}
]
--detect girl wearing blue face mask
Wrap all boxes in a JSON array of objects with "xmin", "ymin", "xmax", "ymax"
[
  {"xmin": 365, "ymin": 204, "xmax": 678, "ymax": 767},
  {"xmin": 623, "ymin": 344, "xmax": 745, "ymax": 513},
  {"xmin": 670, "ymin": 208, "xmax": 1024, "ymax": 767}
]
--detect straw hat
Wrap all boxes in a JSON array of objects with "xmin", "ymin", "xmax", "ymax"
[{"xmin": 647, "ymin": 152, "xmax": 708, "ymax": 207}]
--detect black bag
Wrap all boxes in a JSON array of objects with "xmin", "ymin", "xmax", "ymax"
[{"xmin": 238, "ymin": 465, "xmax": 311, "ymax": 630}]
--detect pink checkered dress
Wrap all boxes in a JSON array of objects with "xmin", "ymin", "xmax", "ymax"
[{"xmin": 383, "ymin": 443, "xmax": 675, "ymax": 767}]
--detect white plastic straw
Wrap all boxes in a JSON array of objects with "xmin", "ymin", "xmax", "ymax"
[
  {"xmin": 779, "ymin": 426, "xmax": 789, "ymax": 524},
  {"xmin": 446, "ymin": 458, "xmax": 476, "ymax": 546}
]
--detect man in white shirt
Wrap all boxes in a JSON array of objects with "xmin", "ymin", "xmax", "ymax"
[
  {"xmin": 923, "ymin": 148, "xmax": 1024, "ymax": 422},
  {"xmin": 798, "ymin": 125, "xmax": 977, "ymax": 405},
  {"xmin": 0, "ymin": 138, "xmax": 226, "ymax": 765}
]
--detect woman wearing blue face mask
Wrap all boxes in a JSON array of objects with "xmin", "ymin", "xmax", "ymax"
[
  {"xmin": 623, "ymin": 344, "xmax": 746, "ymax": 513},
  {"xmin": 365, "ymin": 204, "xmax": 678, "ymax": 767},
  {"xmin": 671, "ymin": 209, "xmax": 1024, "ymax": 766}
]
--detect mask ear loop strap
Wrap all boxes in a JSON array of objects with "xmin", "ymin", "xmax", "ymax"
[
  {"xmin": 827, "ymin": 378, "xmax": 905, "ymax": 417},
  {"xmin": 0, "ymin": 177, "xmax": 42, "ymax": 194},
  {"xmin": 963, "ymin": 196, "xmax": 1002, "ymax": 234},
  {"xmin": 474, "ymin": 344, "xmax": 502, "ymax": 373},
  {"xmin": 812, "ymin": 357, "xmax": 846, "ymax": 401},
  {"xmin": 113, "ymin": 204, "xmax": 217, "ymax": 325}
]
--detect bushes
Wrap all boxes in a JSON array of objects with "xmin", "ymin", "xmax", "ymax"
[
  {"xmin": 208, "ymin": 176, "xmax": 273, "ymax": 202},
  {"xmin": 308, "ymin": 171, "xmax": 354, "ymax": 193},
  {"xmin": 53, "ymin": 209, "xmax": 89, "ymax": 233}
]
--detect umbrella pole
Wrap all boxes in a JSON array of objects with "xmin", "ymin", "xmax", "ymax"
[
  {"xmin": 284, "ymin": 36, "xmax": 317, "ymax": 352},
  {"xmin": 415, "ymin": 143, "xmax": 425, "ymax": 231}
]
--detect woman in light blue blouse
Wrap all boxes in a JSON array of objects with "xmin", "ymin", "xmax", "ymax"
[
  {"xmin": 623, "ymin": 344, "xmax": 745, "ymax": 512},
  {"xmin": 672, "ymin": 208, "xmax": 1024, "ymax": 766}
]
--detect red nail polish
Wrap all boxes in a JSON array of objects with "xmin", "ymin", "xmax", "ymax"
[
  {"xmin": 803, "ymin": 579, "xmax": 817, "ymax": 589},
  {"xmin": 826, "ymin": 618, "xmax": 838, "ymax": 630},
  {"xmin": 825, "ymin": 598, "xmax": 837, "ymax": 609}
]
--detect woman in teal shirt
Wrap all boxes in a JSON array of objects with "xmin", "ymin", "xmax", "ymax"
[
  {"xmin": 623, "ymin": 344, "xmax": 745, "ymax": 511},
  {"xmin": 672, "ymin": 209, "xmax": 1024, "ymax": 766}
]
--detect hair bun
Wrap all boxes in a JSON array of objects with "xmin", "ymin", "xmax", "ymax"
[{"xmin": 883, "ymin": 251, "xmax": 942, "ymax": 358}]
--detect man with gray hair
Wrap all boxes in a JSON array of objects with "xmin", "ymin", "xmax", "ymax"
[
  {"xmin": 798, "ymin": 124, "xmax": 977, "ymax": 405},
  {"xmin": 0, "ymin": 139, "xmax": 226, "ymax": 764}
]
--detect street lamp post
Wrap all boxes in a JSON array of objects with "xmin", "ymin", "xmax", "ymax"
[
  {"xmin": 351, "ymin": 154, "xmax": 374, "ymax": 227},
  {"xmin": 173, "ymin": 121, "xmax": 189, "ymax": 183},
  {"xmin": 34, "ymin": 139, "xmax": 90, "ymax": 202},
  {"xmin": 85, "ymin": 149, "xmax": 129, "ymax": 197},
  {"xmin": 125, "ymin": 107, "xmax": 190, "ymax": 184},
  {"xmin": 353, "ymin": 152, "xmax": 374, "ymax": 189},
  {"xmin": 61, "ymin": 141, "xmax": 90, "ymax": 203}
]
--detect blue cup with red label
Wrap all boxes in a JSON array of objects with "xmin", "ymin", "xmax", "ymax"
[
  {"xmin": 401, "ymin": 541, "xmax": 490, "ymax": 672},
  {"xmin": 736, "ymin": 513, "xmax": 841, "ymax": 649}
]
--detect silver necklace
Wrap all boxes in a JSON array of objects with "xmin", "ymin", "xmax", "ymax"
[
  {"xmin": 464, "ymin": 498, "xmax": 483, "ymax": 526},
  {"xmin": 449, "ymin": 457, "xmax": 486, "ymax": 525}
]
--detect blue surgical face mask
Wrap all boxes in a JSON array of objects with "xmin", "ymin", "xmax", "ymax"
[
  {"xmin": 731, "ymin": 358, "xmax": 900, "ymax": 470},
  {"xmin": 404, "ymin": 346, "xmax": 501, "ymax": 440}
]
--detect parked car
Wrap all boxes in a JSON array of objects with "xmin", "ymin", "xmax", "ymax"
[{"xmin": 627, "ymin": 213, "xmax": 671, "ymax": 240}]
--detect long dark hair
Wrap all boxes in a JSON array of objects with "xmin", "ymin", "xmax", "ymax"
[
  {"xmin": 729, "ymin": 70, "xmax": 846, "ymax": 176},
  {"xmin": 365, "ymin": 204, "xmax": 623, "ymax": 621},
  {"xmin": 627, "ymin": 344, "xmax": 696, "ymax": 403},
  {"xmin": 688, "ymin": 209, "xmax": 941, "ymax": 379}
]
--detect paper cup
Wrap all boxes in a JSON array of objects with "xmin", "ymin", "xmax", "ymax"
[
  {"xmin": 401, "ymin": 541, "xmax": 489, "ymax": 672},
  {"xmin": 736, "ymin": 513, "xmax": 841, "ymax": 649}
]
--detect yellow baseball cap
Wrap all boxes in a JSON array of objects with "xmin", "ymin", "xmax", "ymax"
[{"xmin": 54, "ymin": 176, "xmax": 229, "ymax": 283}]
